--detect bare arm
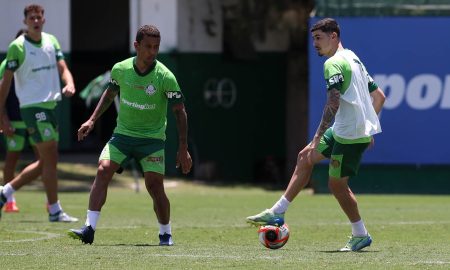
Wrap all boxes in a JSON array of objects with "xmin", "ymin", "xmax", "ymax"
[
  {"xmin": 370, "ymin": 87, "xmax": 385, "ymax": 114},
  {"xmin": 311, "ymin": 88, "xmax": 340, "ymax": 148},
  {"xmin": 172, "ymin": 102, "xmax": 192, "ymax": 174},
  {"xmin": 77, "ymin": 86, "xmax": 118, "ymax": 141},
  {"xmin": 0, "ymin": 70, "xmax": 14, "ymax": 122},
  {"xmin": 57, "ymin": 59, "xmax": 76, "ymax": 97}
]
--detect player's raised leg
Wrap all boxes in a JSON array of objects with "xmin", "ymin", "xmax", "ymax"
[{"xmin": 246, "ymin": 144, "xmax": 326, "ymax": 226}]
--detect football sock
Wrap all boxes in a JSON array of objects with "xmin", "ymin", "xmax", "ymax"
[
  {"xmin": 2, "ymin": 184, "xmax": 15, "ymax": 200},
  {"xmin": 159, "ymin": 222, "xmax": 171, "ymax": 235},
  {"xmin": 86, "ymin": 210, "xmax": 100, "ymax": 230},
  {"xmin": 270, "ymin": 195, "xmax": 290, "ymax": 214},
  {"xmin": 6, "ymin": 195, "xmax": 16, "ymax": 203},
  {"xmin": 48, "ymin": 201, "xmax": 63, "ymax": 215},
  {"xmin": 351, "ymin": 219, "xmax": 368, "ymax": 237}
]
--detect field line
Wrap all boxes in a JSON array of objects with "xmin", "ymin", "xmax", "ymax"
[{"xmin": 0, "ymin": 230, "xmax": 61, "ymax": 243}]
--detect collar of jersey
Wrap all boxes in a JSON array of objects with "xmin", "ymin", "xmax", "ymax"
[
  {"xmin": 133, "ymin": 57, "xmax": 157, "ymax": 77},
  {"xmin": 24, "ymin": 35, "xmax": 42, "ymax": 46}
]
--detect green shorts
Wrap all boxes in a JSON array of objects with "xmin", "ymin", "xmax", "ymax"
[
  {"xmin": 4, "ymin": 121, "xmax": 36, "ymax": 152},
  {"xmin": 99, "ymin": 133, "xmax": 165, "ymax": 175},
  {"xmin": 317, "ymin": 128, "xmax": 370, "ymax": 178},
  {"xmin": 20, "ymin": 107, "xmax": 59, "ymax": 143}
]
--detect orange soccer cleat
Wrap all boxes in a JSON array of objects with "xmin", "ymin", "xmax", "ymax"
[{"xmin": 4, "ymin": 201, "xmax": 19, "ymax": 213}]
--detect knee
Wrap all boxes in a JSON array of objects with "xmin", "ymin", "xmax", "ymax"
[
  {"xmin": 328, "ymin": 179, "xmax": 347, "ymax": 194},
  {"xmin": 96, "ymin": 164, "xmax": 115, "ymax": 184}
]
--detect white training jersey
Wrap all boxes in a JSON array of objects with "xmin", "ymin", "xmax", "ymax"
[
  {"xmin": 324, "ymin": 49, "xmax": 381, "ymax": 142},
  {"xmin": 8, "ymin": 33, "xmax": 61, "ymax": 107}
]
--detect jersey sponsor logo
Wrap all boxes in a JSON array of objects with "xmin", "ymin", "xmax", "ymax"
[
  {"xmin": 145, "ymin": 84, "xmax": 157, "ymax": 96},
  {"xmin": 166, "ymin": 91, "xmax": 182, "ymax": 99},
  {"xmin": 327, "ymin": 74, "xmax": 344, "ymax": 86},
  {"xmin": 374, "ymin": 73, "xmax": 450, "ymax": 110},
  {"xmin": 31, "ymin": 64, "xmax": 57, "ymax": 73},
  {"xmin": 146, "ymin": 156, "xmax": 163, "ymax": 163},
  {"xmin": 121, "ymin": 97, "xmax": 156, "ymax": 110}
]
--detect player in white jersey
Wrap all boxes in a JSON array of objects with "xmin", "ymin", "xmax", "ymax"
[
  {"xmin": 0, "ymin": 4, "xmax": 78, "ymax": 222},
  {"xmin": 246, "ymin": 18, "xmax": 386, "ymax": 252}
]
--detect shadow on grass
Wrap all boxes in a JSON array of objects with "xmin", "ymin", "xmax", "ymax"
[
  {"xmin": 95, "ymin": 243, "xmax": 161, "ymax": 247},
  {"xmin": 319, "ymin": 250, "xmax": 378, "ymax": 253}
]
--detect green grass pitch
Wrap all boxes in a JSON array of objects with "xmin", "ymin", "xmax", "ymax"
[{"xmin": 1, "ymin": 163, "xmax": 449, "ymax": 269}]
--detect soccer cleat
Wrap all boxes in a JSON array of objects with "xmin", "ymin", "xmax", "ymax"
[
  {"xmin": 246, "ymin": 209, "xmax": 285, "ymax": 227},
  {"xmin": 0, "ymin": 186, "xmax": 6, "ymax": 220},
  {"xmin": 68, "ymin": 225, "xmax": 95, "ymax": 245},
  {"xmin": 340, "ymin": 234, "xmax": 372, "ymax": 252},
  {"xmin": 159, "ymin": 233, "xmax": 174, "ymax": 246},
  {"xmin": 49, "ymin": 211, "xmax": 79, "ymax": 222},
  {"xmin": 4, "ymin": 201, "xmax": 19, "ymax": 213}
]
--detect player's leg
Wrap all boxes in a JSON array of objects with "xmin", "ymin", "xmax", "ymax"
[
  {"xmin": 2, "ymin": 122, "xmax": 28, "ymax": 212},
  {"xmin": 326, "ymin": 140, "xmax": 372, "ymax": 251},
  {"xmin": 246, "ymin": 129, "xmax": 330, "ymax": 226},
  {"xmin": 69, "ymin": 135, "xmax": 126, "ymax": 244},
  {"xmin": 20, "ymin": 107, "xmax": 77, "ymax": 222},
  {"xmin": 137, "ymin": 140, "xmax": 172, "ymax": 246}
]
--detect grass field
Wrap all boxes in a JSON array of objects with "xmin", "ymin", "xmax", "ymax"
[{"xmin": 1, "ymin": 161, "xmax": 450, "ymax": 269}]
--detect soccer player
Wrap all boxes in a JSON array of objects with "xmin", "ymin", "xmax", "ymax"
[
  {"xmin": 246, "ymin": 18, "xmax": 385, "ymax": 252},
  {"xmin": 68, "ymin": 25, "xmax": 192, "ymax": 245},
  {"xmin": 0, "ymin": 4, "xmax": 78, "ymax": 222},
  {"xmin": 0, "ymin": 29, "xmax": 31, "ymax": 213}
]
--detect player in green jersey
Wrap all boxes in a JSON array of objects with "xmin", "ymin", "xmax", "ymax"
[
  {"xmin": 0, "ymin": 29, "xmax": 35, "ymax": 213},
  {"xmin": 69, "ymin": 25, "xmax": 192, "ymax": 245},
  {"xmin": 246, "ymin": 18, "xmax": 386, "ymax": 252},
  {"xmin": 0, "ymin": 4, "xmax": 78, "ymax": 222}
]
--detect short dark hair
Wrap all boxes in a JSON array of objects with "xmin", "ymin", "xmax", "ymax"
[
  {"xmin": 16, "ymin": 29, "xmax": 27, "ymax": 38},
  {"xmin": 310, "ymin": 18, "xmax": 340, "ymax": 37},
  {"xmin": 24, "ymin": 4, "xmax": 45, "ymax": 18},
  {"xmin": 135, "ymin": 25, "xmax": 160, "ymax": 43}
]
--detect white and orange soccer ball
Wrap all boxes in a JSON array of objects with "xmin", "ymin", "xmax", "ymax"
[{"xmin": 257, "ymin": 223, "xmax": 289, "ymax": 249}]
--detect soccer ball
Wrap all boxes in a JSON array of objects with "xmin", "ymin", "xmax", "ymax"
[{"xmin": 258, "ymin": 224, "xmax": 289, "ymax": 249}]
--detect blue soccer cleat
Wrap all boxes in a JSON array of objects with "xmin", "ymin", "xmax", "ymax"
[
  {"xmin": 246, "ymin": 209, "xmax": 285, "ymax": 227},
  {"xmin": 340, "ymin": 234, "xmax": 372, "ymax": 252},
  {"xmin": 159, "ymin": 233, "xmax": 174, "ymax": 246},
  {"xmin": 68, "ymin": 225, "xmax": 95, "ymax": 245}
]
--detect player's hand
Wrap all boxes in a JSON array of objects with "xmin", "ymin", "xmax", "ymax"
[
  {"xmin": 77, "ymin": 119, "xmax": 95, "ymax": 141},
  {"xmin": 62, "ymin": 84, "xmax": 76, "ymax": 97},
  {"xmin": 176, "ymin": 149, "xmax": 192, "ymax": 174},
  {"xmin": 300, "ymin": 142, "xmax": 316, "ymax": 166},
  {"xmin": 0, "ymin": 121, "xmax": 15, "ymax": 137}
]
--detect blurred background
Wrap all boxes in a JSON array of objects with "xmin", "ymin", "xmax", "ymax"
[{"xmin": 1, "ymin": 0, "xmax": 449, "ymax": 193}]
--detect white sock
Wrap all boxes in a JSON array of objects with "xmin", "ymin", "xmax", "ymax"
[
  {"xmin": 159, "ymin": 222, "xmax": 172, "ymax": 235},
  {"xmin": 6, "ymin": 194, "xmax": 16, "ymax": 203},
  {"xmin": 86, "ymin": 210, "xmax": 100, "ymax": 230},
  {"xmin": 2, "ymin": 183, "xmax": 15, "ymax": 200},
  {"xmin": 270, "ymin": 195, "xmax": 290, "ymax": 214},
  {"xmin": 48, "ymin": 201, "xmax": 63, "ymax": 215},
  {"xmin": 351, "ymin": 219, "xmax": 368, "ymax": 237}
]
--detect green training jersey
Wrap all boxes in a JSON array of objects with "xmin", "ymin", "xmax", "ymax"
[
  {"xmin": 324, "ymin": 49, "xmax": 381, "ymax": 143},
  {"xmin": 109, "ymin": 57, "xmax": 184, "ymax": 140}
]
